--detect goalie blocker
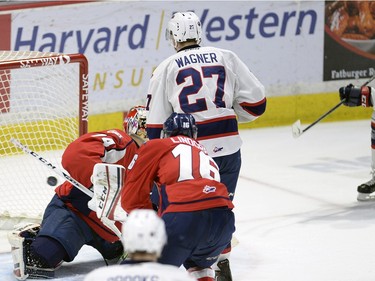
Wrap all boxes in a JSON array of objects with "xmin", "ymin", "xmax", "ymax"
[{"xmin": 88, "ymin": 163, "xmax": 128, "ymax": 229}]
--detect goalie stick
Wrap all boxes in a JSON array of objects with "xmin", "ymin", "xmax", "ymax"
[
  {"xmin": 10, "ymin": 138, "xmax": 122, "ymax": 238},
  {"xmin": 292, "ymin": 74, "xmax": 375, "ymax": 138}
]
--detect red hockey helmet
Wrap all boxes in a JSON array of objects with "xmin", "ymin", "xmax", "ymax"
[{"xmin": 124, "ymin": 106, "xmax": 148, "ymax": 140}]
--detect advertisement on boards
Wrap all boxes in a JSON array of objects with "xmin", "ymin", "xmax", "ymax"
[
  {"xmin": 0, "ymin": 1, "xmax": 342, "ymax": 114},
  {"xmin": 324, "ymin": 1, "xmax": 375, "ymax": 81}
]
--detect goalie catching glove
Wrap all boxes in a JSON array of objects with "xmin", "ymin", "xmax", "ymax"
[{"xmin": 339, "ymin": 84, "xmax": 373, "ymax": 107}]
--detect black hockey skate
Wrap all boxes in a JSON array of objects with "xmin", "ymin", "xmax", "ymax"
[
  {"xmin": 357, "ymin": 177, "xmax": 375, "ymax": 201},
  {"xmin": 215, "ymin": 259, "xmax": 233, "ymax": 281}
]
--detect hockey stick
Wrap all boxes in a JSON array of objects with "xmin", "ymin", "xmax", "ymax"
[
  {"xmin": 292, "ymin": 100, "xmax": 344, "ymax": 138},
  {"xmin": 10, "ymin": 138, "xmax": 122, "ymax": 238},
  {"xmin": 292, "ymin": 74, "xmax": 375, "ymax": 138},
  {"xmin": 10, "ymin": 138, "xmax": 93, "ymax": 197}
]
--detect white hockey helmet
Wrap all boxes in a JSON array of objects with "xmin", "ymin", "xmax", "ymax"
[
  {"xmin": 122, "ymin": 209, "xmax": 167, "ymax": 257},
  {"xmin": 123, "ymin": 105, "xmax": 148, "ymax": 140},
  {"xmin": 166, "ymin": 11, "xmax": 202, "ymax": 45}
]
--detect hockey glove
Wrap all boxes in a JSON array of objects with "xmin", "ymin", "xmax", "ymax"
[{"xmin": 339, "ymin": 84, "xmax": 372, "ymax": 107}]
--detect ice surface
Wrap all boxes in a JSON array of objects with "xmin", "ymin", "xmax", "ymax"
[{"xmin": 1, "ymin": 120, "xmax": 375, "ymax": 281}]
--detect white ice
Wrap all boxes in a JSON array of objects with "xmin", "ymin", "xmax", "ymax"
[{"xmin": 1, "ymin": 119, "xmax": 375, "ymax": 281}]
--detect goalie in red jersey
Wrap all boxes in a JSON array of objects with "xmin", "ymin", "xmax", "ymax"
[
  {"xmin": 7, "ymin": 106, "xmax": 147, "ymax": 280},
  {"xmin": 121, "ymin": 112, "xmax": 235, "ymax": 281}
]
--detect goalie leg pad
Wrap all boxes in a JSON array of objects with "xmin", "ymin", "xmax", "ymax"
[
  {"xmin": 7, "ymin": 223, "xmax": 39, "ymax": 280},
  {"xmin": 8, "ymin": 223, "xmax": 58, "ymax": 280}
]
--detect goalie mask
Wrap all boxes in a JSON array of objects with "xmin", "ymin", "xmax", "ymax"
[
  {"xmin": 161, "ymin": 112, "xmax": 198, "ymax": 139},
  {"xmin": 122, "ymin": 209, "xmax": 167, "ymax": 257},
  {"xmin": 165, "ymin": 11, "xmax": 202, "ymax": 46},
  {"xmin": 124, "ymin": 106, "xmax": 147, "ymax": 140}
]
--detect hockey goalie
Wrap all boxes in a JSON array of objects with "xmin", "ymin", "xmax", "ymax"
[{"xmin": 7, "ymin": 106, "xmax": 147, "ymax": 279}]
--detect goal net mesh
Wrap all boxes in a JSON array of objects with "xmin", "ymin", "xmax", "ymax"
[{"xmin": 0, "ymin": 51, "xmax": 88, "ymax": 228}]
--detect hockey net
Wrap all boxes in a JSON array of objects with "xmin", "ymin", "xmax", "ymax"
[{"xmin": 0, "ymin": 51, "xmax": 88, "ymax": 229}]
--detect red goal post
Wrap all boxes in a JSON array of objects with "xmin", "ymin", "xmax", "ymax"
[{"xmin": 0, "ymin": 51, "xmax": 89, "ymax": 228}]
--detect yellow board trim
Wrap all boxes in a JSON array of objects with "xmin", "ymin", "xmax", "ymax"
[
  {"xmin": 2, "ymin": 93, "xmax": 371, "ymax": 157},
  {"xmin": 0, "ymin": 118, "xmax": 78, "ymax": 155},
  {"xmin": 88, "ymin": 92, "xmax": 373, "ymax": 132},
  {"xmin": 241, "ymin": 92, "xmax": 373, "ymax": 129},
  {"xmin": 3, "ymin": 93, "xmax": 371, "ymax": 156}
]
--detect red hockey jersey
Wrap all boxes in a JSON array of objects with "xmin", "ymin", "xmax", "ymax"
[
  {"xmin": 122, "ymin": 135, "xmax": 234, "ymax": 215},
  {"xmin": 55, "ymin": 129, "xmax": 139, "ymax": 242}
]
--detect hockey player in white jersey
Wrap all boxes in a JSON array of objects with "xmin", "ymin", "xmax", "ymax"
[
  {"xmin": 339, "ymin": 83, "xmax": 375, "ymax": 201},
  {"xmin": 145, "ymin": 11, "xmax": 267, "ymax": 281},
  {"xmin": 84, "ymin": 209, "xmax": 196, "ymax": 281}
]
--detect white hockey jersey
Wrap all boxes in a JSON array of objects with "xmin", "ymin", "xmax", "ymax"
[
  {"xmin": 84, "ymin": 262, "xmax": 197, "ymax": 281},
  {"xmin": 146, "ymin": 45, "xmax": 266, "ymax": 157}
]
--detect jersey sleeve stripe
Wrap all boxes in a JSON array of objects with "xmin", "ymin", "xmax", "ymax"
[{"xmin": 240, "ymin": 98, "xmax": 267, "ymax": 116}]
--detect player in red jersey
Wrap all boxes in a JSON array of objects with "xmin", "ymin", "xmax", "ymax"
[
  {"xmin": 8, "ymin": 106, "xmax": 147, "ymax": 280},
  {"xmin": 122, "ymin": 112, "xmax": 235, "ymax": 281}
]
